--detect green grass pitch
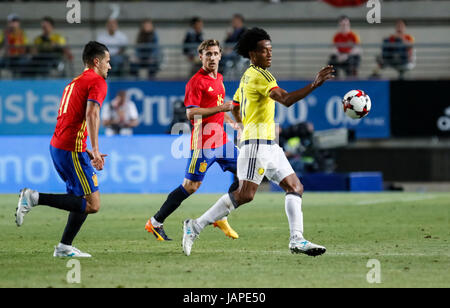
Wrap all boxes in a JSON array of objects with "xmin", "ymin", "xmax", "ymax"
[{"xmin": 0, "ymin": 192, "xmax": 448, "ymax": 288}]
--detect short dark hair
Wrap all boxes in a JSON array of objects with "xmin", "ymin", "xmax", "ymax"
[
  {"xmin": 82, "ymin": 41, "xmax": 109, "ymax": 66},
  {"xmin": 233, "ymin": 14, "xmax": 245, "ymax": 23},
  {"xmin": 190, "ymin": 16, "xmax": 202, "ymax": 26},
  {"xmin": 234, "ymin": 27, "xmax": 271, "ymax": 59},
  {"xmin": 338, "ymin": 15, "xmax": 349, "ymax": 23},
  {"xmin": 42, "ymin": 16, "xmax": 54, "ymax": 26}
]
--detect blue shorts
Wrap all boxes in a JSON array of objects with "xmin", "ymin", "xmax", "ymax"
[
  {"xmin": 50, "ymin": 145, "xmax": 99, "ymax": 196},
  {"xmin": 185, "ymin": 141, "xmax": 238, "ymax": 182}
]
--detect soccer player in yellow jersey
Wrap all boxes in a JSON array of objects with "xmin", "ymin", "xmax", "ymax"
[{"xmin": 183, "ymin": 28, "xmax": 334, "ymax": 256}]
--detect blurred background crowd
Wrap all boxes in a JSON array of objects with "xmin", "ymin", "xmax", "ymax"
[{"xmin": 1, "ymin": 0, "xmax": 443, "ymax": 81}]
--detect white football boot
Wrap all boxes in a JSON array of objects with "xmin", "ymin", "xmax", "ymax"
[
  {"xmin": 15, "ymin": 188, "xmax": 37, "ymax": 227},
  {"xmin": 182, "ymin": 219, "xmax": 199, "ymax": 256},
  {"xmin": 53, "ymin": 243, "xmax": 92, "ymax": 258},
  {"xmin": 289, "ymin": 235, "xmax": 326, "ymax": 257}
]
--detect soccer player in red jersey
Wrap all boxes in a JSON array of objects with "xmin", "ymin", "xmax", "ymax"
[
  {"xmin": 145, "ymin": 39, "xmax": 241, "ymax": 241},
  {"xmin": 15, "ymin": 41, "xmax": 111, "ymax": 258}
]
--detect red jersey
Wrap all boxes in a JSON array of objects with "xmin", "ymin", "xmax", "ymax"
[
  {"xmin": 184, "ymin": 68, "xmax": 228, "ymax": 150},
  {"xmin": 333, "ymin": 31, "xmax": 360, "ymax": 54},
  {"xmin": 388, "ymin": 34, "xmax": 414, "ymax": 44},
  {"xmin": 51, "ymin": 69, "xmax": 108, "ymax": 152}
]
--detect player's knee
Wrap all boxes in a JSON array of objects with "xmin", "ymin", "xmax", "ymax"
[
  {"xmin": 183, "ymin": 180, "xmax": 201, "ymax": 194},
  {"xmin": 296, "ymin": 182, "xmax": 304, "ymax": 195},
  {"xmin": 86, "ymin": 201, "xmax": 101, "ymax": 214},
  {"xmin": 237, "ymin": 190, "xmax": 254, "ymax": 205},
  {"xmin": 288, "ymin": 182, "xmax": 303, "ymax": 196}
]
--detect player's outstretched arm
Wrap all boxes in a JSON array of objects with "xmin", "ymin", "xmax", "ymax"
[
  {"xmin": 86, "ymin": 101, "xmax": 106, "ymax": 171},
  {"xmin": 270, "ymin": 65, "xmax": 334, "ymax": 108}
]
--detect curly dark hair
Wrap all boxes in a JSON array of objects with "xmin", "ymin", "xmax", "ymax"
[{"xmin": 234, "ymin": 27, "xmax": 271, "ymax": 59}]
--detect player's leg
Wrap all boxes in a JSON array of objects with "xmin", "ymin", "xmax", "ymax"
[
  {"xmin": 15, "ymin": 188, "xmax": 87, "ymax": 227},
  {"xmin": 193, "ymin": 179, "xmax": 257, "ymax": 232},
  {"xmin": 15, "ymin": 147, "xmax": 94, "ymax": 226},
  {"xmin": 53, "ymin": 190, "xmax": 99, "ymax": 258},
  {"xmin": 183, "ymin": 179, "xmax": 257, "ymax": 256},
  {"xmin": 53, "ymin": 151, "xmax": 100, "ymax": 258},
  {"xmin": 145, "ymin": 148, "xmax": 210, "ymax": 241},
  {"xmin": 210, "ymin": 142, "xmax": 240, "ymax": 239},
  {"xmin": 271, "ymin": 144, "xmax": 326, "ymax": 257},
  {"xmin": 145, "ymin": 179, "xmax": 199, "ymax": 241},
  {"xmin": 60, "ymin": 190, "xmax": 100, "ymax": 247},
  {"xmin": 183, "ymin": 142, "xmax": 263, "ymax": 255}
]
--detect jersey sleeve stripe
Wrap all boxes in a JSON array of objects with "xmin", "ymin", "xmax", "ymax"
[
  {"xmin": 87, "ymin": 99, "xmax": 101, "ymax": 105},
  {"xmin": 186, "ymin": 105, "xmax": 200, "ymax": 108},
  {"xmin": 232, "ymin": 100, "xmax": 240, "ymax": 106},
  {"xmin": 269, "ymin": 86, "xmax": 279, "ymax": 92}
]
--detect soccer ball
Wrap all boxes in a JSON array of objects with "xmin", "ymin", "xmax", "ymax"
[{"xmin": 342, "ymin": 90, "xmax": 371, "ymax": 119}]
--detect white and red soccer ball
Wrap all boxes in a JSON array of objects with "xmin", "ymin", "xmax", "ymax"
[{"xmin": 342, "ymin": 90, "xmax": 371, "ymax": 119}]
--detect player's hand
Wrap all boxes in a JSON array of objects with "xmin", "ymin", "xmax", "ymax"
[
  {"xmin": 230, "ymin": 121, "xmax": 243, "ymax": 141},
  {"xmin": 90, "ymin": 150, "xmax": 107, "ymax": 171},
  {"xmin": 221, "ymin": 101, "xmax": 234, "ymax": 112},
  {"xmin": 312, "ymin": 65, "xmax": 335, "ymax": 88}
]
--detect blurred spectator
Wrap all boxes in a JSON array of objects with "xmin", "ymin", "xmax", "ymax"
[
  {"xmin": 279, "ymin": 122, "xmax": 317, "ymax": 175},
  {"xmin": 220, "ymin": 14, "xmax": 248, "ymax": 77},
  {"xmin": 130, "ymin": 19, "xmax": 162, "ymax": 78},
  {"xmin": 0, "ymin": 14, "xmax": 29, "ymax": 76},
  {"xmin": 371, "ymin": 19, "xmax": 415, "ymax": 80},
  {"xmin": 102, "ymin": 90, "xmax": 140, "ymax": 136},
  {"xmin": 97, "ymin": 18, "xmax": 128, "ymax": 77},
  {"xmin": 328, "ymin": 16, "xmax": 361, "ymax": 78},
  {"xmin": 29, "ymin": 16, "xmax": 73, "ymax": 77},
  {"xmin": 168, "ymin": 99, "xmax": 190, "ymax": 134},
  {"xmin": 183, "ymin": 17, "xmax": 204, "ymax": 76}
]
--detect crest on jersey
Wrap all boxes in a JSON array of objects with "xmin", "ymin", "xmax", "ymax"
[
  {"xmin": 258, "ymin": 168, "xmax": 265, "ymax": 175},
  {"xmin": 199, "ymin": 161, "xmax": 208, "ymax": 173},
  {"xmin": 92, "ymin": 173, "xmax": 98, "ymax": 187}
]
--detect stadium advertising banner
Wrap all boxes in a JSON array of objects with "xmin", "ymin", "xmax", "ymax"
[
  {"xmin": 108, "ymin": 80, "xmax": 390, "ymax": 138},
  {"xmin": 0, "ymin": 135, "xmax": 233, "ymax": 194},
  {"xmin": 0, "ymin": 80, "xmax": 68, "ymax": 135},
  {"xmin": 0, "ymin": 80, "xmax": 389, "ymax": 138}
]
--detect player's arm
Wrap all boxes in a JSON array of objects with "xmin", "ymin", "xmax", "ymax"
[
  {"xmin": 86, "ymin": 101, "xmax": 106, "ymax": 170},
  {"xmin": 230, "ymin": 88, "xmax": 243, "ymax": 126},
  {"xmin": 185, "ymin": 102, "xmax": 233, "ymax": 121},
  {"xmin": 231, "ymin": 103, "xmax": 242, "ymax": 125},
  {"xmin": 270, "ymin": 66, "xmax": 334, "ymax": 108},
  {"xmin": 224, "ymin": 106, "xmax": 242, "ymax": 132}
]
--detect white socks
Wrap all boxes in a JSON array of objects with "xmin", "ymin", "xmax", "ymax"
[
  {"xmin": 57, "ymin": 243, "xmax": 72, "ymax": 250},
  {"xmin": 194, "ymin": 194, "xmax": 235, "ymax": 232},
  {"xmin": 192, "ymin": 192, "xmax": 304, "ymax": 239},
  {"xmin": 285, "ymin": 194, "xmax": 304, "ymax": 239},
  {"xmin": 31, "ymin": 190, "xmax": 39, "ymax": 206}
]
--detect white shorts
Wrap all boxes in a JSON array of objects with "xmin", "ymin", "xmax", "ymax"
[{"xmin": 237, "ymin": 141, "xmax": 295, "ymax": 185}]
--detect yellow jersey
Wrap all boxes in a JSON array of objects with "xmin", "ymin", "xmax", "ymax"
[
  {"xmin": 34, "ymin": 33, "xmax": 66, "ymax": 54},
  {"xmin": 233, "ymin": 64, "xmax": 279, "ymax": 143}
]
